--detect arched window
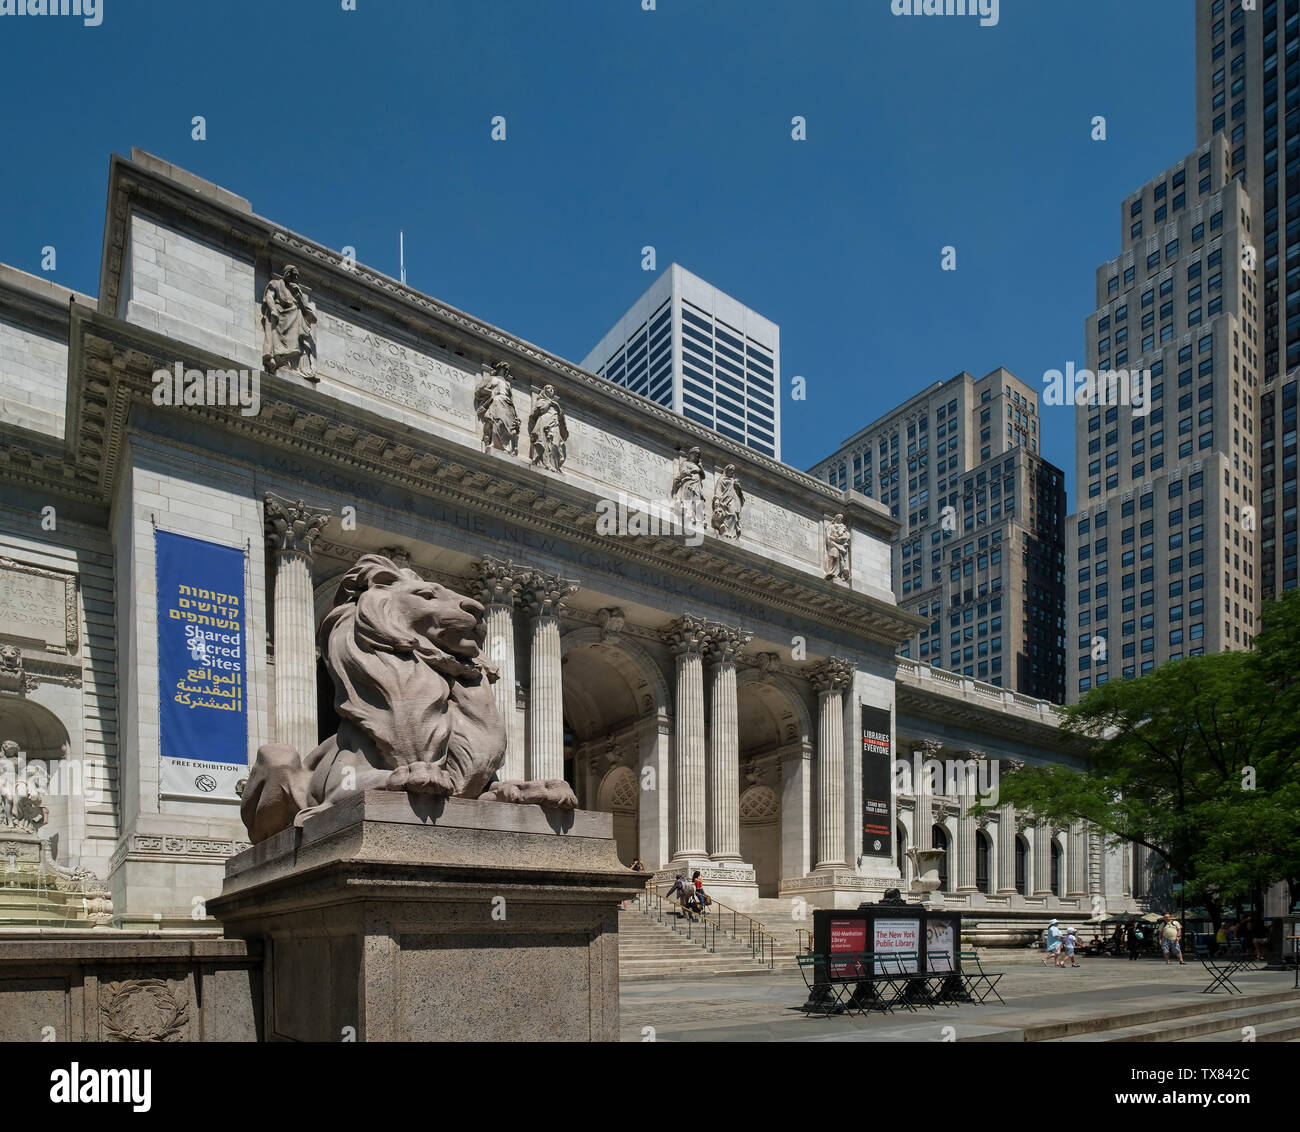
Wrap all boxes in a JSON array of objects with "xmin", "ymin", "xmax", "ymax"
[
  {"xmin": 932, "ymin": 825, "xmax": 949, "ymax": 891},
  {"xmin": 1050, "ymin": 839, "xmax": 1063, "ymax": 896},
  {"xmin": 975, "ymin": 829, "xmax": 992, "ymax": 894},
  {"xmin": 1015, "ymin": 834, "xmax": 1028, "ymax": 895}
]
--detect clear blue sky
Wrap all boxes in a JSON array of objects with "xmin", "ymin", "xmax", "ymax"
[{"xmin": 0, "ymin": 0, "xmax": 1195, "ymax": 509}]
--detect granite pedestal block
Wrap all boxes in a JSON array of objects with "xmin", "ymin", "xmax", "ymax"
[{"xmin": 207, "ymin": 791, "xmax": 639, "ymax": 1042}]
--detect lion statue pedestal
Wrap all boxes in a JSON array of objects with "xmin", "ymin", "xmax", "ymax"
[
  {"xmin": 209, "ymin": 789, "xmax": 637, "ymax": 1041},
  {"xmin": 211, "ymin": 554, "xmax": 638, "ymax": 1041}
]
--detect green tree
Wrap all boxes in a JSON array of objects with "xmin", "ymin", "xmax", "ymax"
[{"xmin": 976, "ymin": 591, "xmax": 1300, "ymax": 923}]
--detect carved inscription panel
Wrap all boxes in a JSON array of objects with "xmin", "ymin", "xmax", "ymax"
[
  {"xmin": 314, "ymin": 311, "xmax": 477, "ymax": 426},
  {"xmin": 0, "ymin": 562, "xmax": 76, "ymax": 654}
]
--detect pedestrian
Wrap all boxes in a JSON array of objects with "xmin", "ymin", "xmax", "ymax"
[
  {"xmin": 1042, "ymin": 918, "xmax": 1064, "ymax": 966},
  {"xmin": 630, "ymin": 858, "xmax": 644, "ymax": 872},
  {"xmin": 1126, "ymin": 921, "xmax": 1140, "ymax": 961},
  {"xmin": 1159, "ymin": 912, "xmax": 1185, "ymax": 966},
  {"xmin": 1252, "ymin": 919, "xmax": 1270, "ymax": 961},
  {"xmin": 1065, "ymin": 927, "xmax": 1080, "ymax": 967}
]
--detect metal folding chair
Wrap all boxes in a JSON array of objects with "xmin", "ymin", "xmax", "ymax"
[
  {"xmin": 1195, "ymin": 944, "xmax": 1243, "ymax": 994},
  {"xmin": 798, "ymin": 954, "xmax": 843, "ymax": 1016},
  {"xmin": 959, "ymin": 950, "xmax": 1006, "ymax": 1005}
]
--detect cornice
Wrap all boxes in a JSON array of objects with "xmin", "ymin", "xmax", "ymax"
[
  {"xmin": 5, "ymin": 306, "xmax": 925, "ymax": 646},
  {"xmin": 95, "ymin": 150, "xmax": 899, "ymax": 539}
]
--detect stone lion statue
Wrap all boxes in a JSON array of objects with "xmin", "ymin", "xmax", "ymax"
[{"xmin": 241, "ymin": 554, "xmax": 576, "ymax": 844}]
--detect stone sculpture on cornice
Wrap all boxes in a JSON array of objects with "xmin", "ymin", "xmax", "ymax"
[
  {"xmin": 261, "ymin": 264, "xmax": 318, "ymax": 380},
  {"xmin": 711, "ymin": 463, "xmax": 744, "ymax": 540},
  {"xmin": 671, "ymin": 446, "xmax": 707, "ymax": 525},
  {"xmin": 475, "ymin": 360, "xmax": 521, "ymax": 455},
  {"xmin": 824, "ymin": 512, "xmax": 851, "ymax": 583},
  {"xmin": 528, "ymin": 384, "xmax": 569, "ymax": 472}
]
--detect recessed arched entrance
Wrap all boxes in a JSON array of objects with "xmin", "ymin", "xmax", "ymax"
[
  {"xmin": 596, "ymin": 765, "xmax": 639, "ymax": 866},
  {"xmin": 735, "ymin": 672, "xmax": 814, "ymax": 895},
  {"xmin": 738, "ymin": 785, "xmax": 780, "ymax": 897},
  {"xmin": 561, "ymin": 628, "xmax": 670, "ymax": 869}
]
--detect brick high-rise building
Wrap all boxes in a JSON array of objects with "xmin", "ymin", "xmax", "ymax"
[
  {"xmin": 1194, "ymin": 0, "xmax": 1298, "ymax": 598},
  {"xmin": 811, "ymin": 369, "xmax": 1066, "ymax": 702},
  {"xmin": 1065, "ymin": 134, "xmax": 1260, "ymax": 703}
]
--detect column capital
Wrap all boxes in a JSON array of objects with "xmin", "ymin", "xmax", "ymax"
[
  {"xmin": 661, "ymin": 614, "xmax": 710, "ymax": 656},
  {"xmin": 704, "ymin": 622, "xmax": 751, "ymax": 666},
  {"xmin": 809, "ymin": 656, "xmax": 854, "ymax": 695},
  {"xmin": 521, "ymin": 568, "xmax": 577, "ymax": 618},
  {"xmin": 474, "ymin": 555, "xmax": 528, "ymax": 608},
  {"xmin": 264, "ymin": 492, "xmax": 331, "ymax": 561}
]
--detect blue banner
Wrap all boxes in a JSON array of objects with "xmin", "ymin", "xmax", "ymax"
[{"xmin": 155, "ymin": 530, "xmax": 248, "ymax": 801}]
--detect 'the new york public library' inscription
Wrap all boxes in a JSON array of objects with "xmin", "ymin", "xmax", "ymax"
[{"xmin": 314, "ymin": 312, "xmax": 476, "ymax": 424}]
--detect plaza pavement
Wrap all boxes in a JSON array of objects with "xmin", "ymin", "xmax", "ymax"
[{"xmin": 619, "ymin": 953, "xmax": 1300, "ymax": 1042}]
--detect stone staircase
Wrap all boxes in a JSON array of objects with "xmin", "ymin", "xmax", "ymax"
[
  {"xmin": 617, "ymin": 907, "xmax": 770, "ymax": 980},
  {"xmin": 1039, "ymin": 988, "xmax": 1300, "ymax": 1042}
]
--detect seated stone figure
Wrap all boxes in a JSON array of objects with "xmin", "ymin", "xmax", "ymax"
[{"xmin": 241, "ymin": 553, "xmax": 576, "ymax": 843}]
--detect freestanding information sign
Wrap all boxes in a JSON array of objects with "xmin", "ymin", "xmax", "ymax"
[{"xmin": 805, "ymin": 892, "xmax": 963, "ymax": 1010}]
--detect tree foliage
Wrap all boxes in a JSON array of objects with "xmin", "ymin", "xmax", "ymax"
[{"xmin": 976, "ymin": 591, "xmax": 1300, "ymax": 921}]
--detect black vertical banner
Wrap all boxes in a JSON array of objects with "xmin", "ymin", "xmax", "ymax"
[{"xmin": 861, "ymin": 704, "xmax": 892, "ymax": 859}]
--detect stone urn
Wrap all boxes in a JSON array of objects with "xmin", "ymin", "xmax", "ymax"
[{"xmin": 906, "ymin": 847, "xmax": 946, "ymax": 898}]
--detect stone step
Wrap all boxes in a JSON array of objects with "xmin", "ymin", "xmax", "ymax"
[
  {"xmin": 617, "ymin": 908, "xmax": 782, "ymax": 979},
  {"xmin": 1036, "ymin": 989, "xmax": 1300, "ymax": 1042},
  {"xmin": 1178, "ymin": 1012, "xmax": 1300, "ymax": 1043},
  {"xmin": 1054, "ymin": 1000, "xmax": 1300, "ymax": 1043}
]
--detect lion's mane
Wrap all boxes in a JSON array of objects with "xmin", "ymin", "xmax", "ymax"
[{"xmin": 319, "ymin": 555, "xmax": 498, "ymax": 771}]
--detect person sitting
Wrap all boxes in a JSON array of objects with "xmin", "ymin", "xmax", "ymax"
[
  {"xmin": 1086, "ymin": 934, "xmax": 1104, "ymax": 956},
  {"xmin": 691, "ymin": 870, "xmax": 709, "ymax": 913}
]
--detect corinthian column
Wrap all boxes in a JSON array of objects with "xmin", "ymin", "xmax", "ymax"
[
  {"xmin": 811, "ymin": 657, "xmax": 853, "ymax": 872},
  {"xmin": 264, "ymin": 493, "xmax": 330, "ymax": 759},
  {"xmin": 705, "ymin": 623, "xmax": 750, "ymax": 861},
  {"xmin": 954, "ymin": 757, "xmax": 980, "ymax": 893},
  {"xmin": 663, "ymin": 615, "xmax": 708, "ymax": 861},
  {"xmin": 997, "ymin": 803, "xmax": 1018, "ymax": 893},
  {"xmin": 522, "ymin": 569, "xmax": 576, "ymax": 782},
  {"xmin": 910, "ymin": 740, "xmax": 941, "ymax": 856},
  {"xmin": 475, "ymin": 557, "xmax": 526, "ymax": 781}
]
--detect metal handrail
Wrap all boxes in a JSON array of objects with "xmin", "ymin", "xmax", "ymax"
[
  {"xmin": 642, "ymin": 880, "xmax": 778, "ymax": 968},
  {"xmin": 796, "ymin": 928, "xmax": 812, "ymax": 954}
]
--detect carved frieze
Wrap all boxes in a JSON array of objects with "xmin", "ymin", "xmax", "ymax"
[{"xmin": 99, "ymin": 978, "xmax": 190, "ymax": 1042}]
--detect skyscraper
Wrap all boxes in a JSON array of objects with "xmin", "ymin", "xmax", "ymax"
[
  {"xmin": 1194, "ymin": 0, "xmax": 1298, "ymax": 598},
  {"xmin": 811, "ymin": 368, "xmax": 1066, "ymax": 701},
  {"xmin": 1065, "ymin": 134, "xmax": 1259, "ymax": 703},
  {"xmin": 581, "ymin": 264, "xmax": 780, "ymax": 459}
]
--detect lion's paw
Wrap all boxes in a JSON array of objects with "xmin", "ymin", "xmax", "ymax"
[
  {"xmin": 385, "ymin": 761, "xmax": 456, "ymax": 796},
  {"xmin": 538, "ymin": 779, "xmax": 578, "ymax": 809},
  {"xmin": 480, "ymin": 781, "xmax": 522, "ymax": 804},
  {"xmin": 478, "ymin": 778, "xmax": 577, "ymax": 808}
]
